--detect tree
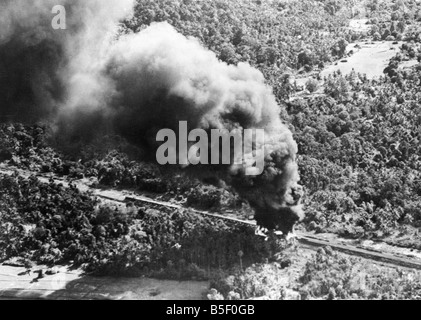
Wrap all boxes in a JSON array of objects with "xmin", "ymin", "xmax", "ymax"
[
  {"xmin": 298, "ymin": 50, "xmax": 314, "ymax": 68},
  {"xmin": 370, "ymin": 24, "xmax": 379, "ymax": 35},
  {"xmin": 278, "ymin": 73, "xmax": 294, "ymax": 99},
  {"xmin": 397, "ymin": 20, "xmax": 406, "ymax": 33},
  {"xmin": 373, "ymin": 32, "xmax": 381, "ymax": 41},
  {"xmin": 324, "ymin": 75, "xmax": 350, "ymax": 100},
  {"xmin": 382, "ymin": 28, "xmax": 391, "ymax": 40},
  {"xmin": 219, "ymin": 44, "xmax": 238, "ymax": 64},
  {"xmin": 332, "ymin": 38, "xmax": 348, "ymax": 57},
  {"xmin": 306, "ymin": 78, "xmax": 319, "ymax": 93}
]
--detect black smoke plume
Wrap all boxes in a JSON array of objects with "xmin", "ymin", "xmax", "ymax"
[{"xmin": 0, "ymin": 1, "xmax": 303, "ymax": 234}]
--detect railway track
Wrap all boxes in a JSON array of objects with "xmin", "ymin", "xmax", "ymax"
[
  {"xmin": 117, "ymin": 194, "xmax": 421, "ymax": 271},
  {"xmin": 2, "ymin": 165, "xmax": 421, "ymax": 271}
]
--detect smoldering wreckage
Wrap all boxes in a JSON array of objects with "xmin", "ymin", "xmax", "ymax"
[{"xmin": 0, "ymin": 0, "xmax": 303, "ymax": 235}]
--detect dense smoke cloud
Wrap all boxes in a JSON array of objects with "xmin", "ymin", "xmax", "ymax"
[
  {"xmin": 105, "ymin": 23, "xmax": 303, "ymax": 230},
  {"xmin": 0, "ymin": 0, "xmax": 133, "ymax": 122},
  {"xmin": 0, "ymin": 1, "xmax": 303, "ymax": 233},
  {"xmin": 0, "ymin": 0, "xmax": 62, "ymax": 121}
]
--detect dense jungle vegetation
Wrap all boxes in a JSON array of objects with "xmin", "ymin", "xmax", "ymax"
[
  {"xmin": 2, "ymin": 0, "xmax": 421, "ymax": 299},
  {"xmin": 124, "ymin": 0, "xmax": 421, "ymax": 242}
]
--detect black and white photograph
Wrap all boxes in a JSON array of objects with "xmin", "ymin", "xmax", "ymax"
[{"xmin": 0, "ymin": 0, "xmax": 421, "ymax": 304}]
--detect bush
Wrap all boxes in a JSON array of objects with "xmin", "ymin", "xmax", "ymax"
[
  {"xmin": 299, "ymin": 248, "xmax": 421, "ymax": 300},
  {"xmin": 210, "ymin": 261, "xmax": 293, "ymax": 300},
  {"xmin": 187, "ymin": 185, "xmax": 223, "ymax": 209}
]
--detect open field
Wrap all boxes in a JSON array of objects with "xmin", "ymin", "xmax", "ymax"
[{"xmin": 321, "ymin": 41, "xmax": 404, "ymax": 79}]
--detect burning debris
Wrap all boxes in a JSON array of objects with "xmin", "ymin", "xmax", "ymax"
[{"xmin": 0, "ymin": 0, "xmax": 303, "ymax": 235}]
